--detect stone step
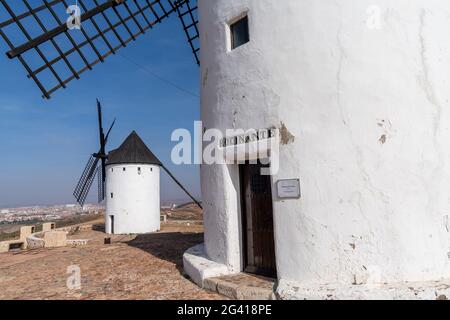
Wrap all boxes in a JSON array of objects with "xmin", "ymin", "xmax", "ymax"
[{"xmin": 204, "ymin": 273, "xmax": 277, "ymax": 300}]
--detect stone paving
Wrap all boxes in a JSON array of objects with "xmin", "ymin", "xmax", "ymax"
[{"xmin": 0, "ymin": 222, "xmax": 224, "ymax": 300}]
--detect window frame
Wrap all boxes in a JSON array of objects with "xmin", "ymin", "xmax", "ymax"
[{"xmin": 228, "ymin": 13, "xmax": 250, "ymax": 51}]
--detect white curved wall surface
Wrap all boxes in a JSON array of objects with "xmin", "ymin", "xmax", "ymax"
[
  {"xmin": 199, "ymin": 0, "xmax": 450, "ymax": 287},
  {"xmin": 105, "ymin": 164, "xmax": 160, "ymax": 234}
]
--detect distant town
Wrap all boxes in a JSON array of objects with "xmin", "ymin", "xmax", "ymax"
[
  {"xmin": 0, "ymin": 199, "xmax": 194, "ymax": 225},
  {"xmin": 0, "ymin": 204, "xmax": 104, "ymax": 224}
]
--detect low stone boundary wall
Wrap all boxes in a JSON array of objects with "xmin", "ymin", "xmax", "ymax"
[
  {"xmin": 0, "ymin": 226, "xmax": 37, "ymax": 252},
  {"xmin": 25, "ymin": 224, "xmax": 93, "ymax": 250},
  {"xmin": 1, "ymin": 222, "xmax": 94, "ymax": 253},
  {"xmin": 0, "ymin": 242, "xmax": 9, "ymax": 252},
  {"xmin": 44, "ymin": 231, "xmax": 67, "ymax": 248},
  {"xmin": 26, "ymin": 233, "xmax": 45, "ymax": 250}
]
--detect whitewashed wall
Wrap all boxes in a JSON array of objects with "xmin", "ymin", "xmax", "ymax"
[
  {"xmin": 105, "ymin": 164, "xmax": 160, "ymax": 234},
  {"xmin": 198, "ymin": 0, "xmax": 450, "ymax": 288}
]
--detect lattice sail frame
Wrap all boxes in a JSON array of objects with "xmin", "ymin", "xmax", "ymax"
[
  {"xmin": 73, "ymin": 155, "xmax": 100, "ymax": 206},
  {"xmin": 0, "ymin": 0, "xmax": 199, "ymax": 99},
  {"xmin": 73, "ymin": 100, "xmax": 115, "ymax": 206}
]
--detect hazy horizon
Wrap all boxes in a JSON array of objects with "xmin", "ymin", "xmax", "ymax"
[{"xmin": 0, "ymin": 196, "xmax": 201, "ymax": 210}]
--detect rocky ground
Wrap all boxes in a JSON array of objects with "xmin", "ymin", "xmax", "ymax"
[{"xmin": 0, "ymin": 207, "xmax": 224, "ymax": 300}]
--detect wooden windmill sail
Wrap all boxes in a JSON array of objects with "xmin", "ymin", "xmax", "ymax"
[
  {"xmin": 73, "ymin": 99, "xmax": 116, "ymax": 206},
  {"xmin": 0, "ymin": 0, "xmax": 199, "ymax": 98}
]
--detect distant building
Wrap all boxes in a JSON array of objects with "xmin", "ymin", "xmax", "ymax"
[{"xmin": 105, "ymin": 131, "xmax": 161, "ymax": 235}]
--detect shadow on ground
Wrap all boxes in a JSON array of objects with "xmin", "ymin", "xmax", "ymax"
[
  {"xmin": 125, "ymin": 232, "xmax": 204, "ymax": 274},
  {"xmin": 92, "ymin": 223, "xmax": 105, "ymax": 232}
]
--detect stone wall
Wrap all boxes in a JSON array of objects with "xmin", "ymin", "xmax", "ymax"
[
  {"xmin": 26, "ymin": 233, "xmax": 45, "ymax": 250},
  {"xmin": 1, "ymin": 223, "xmax": 93, "ymax": 253}
]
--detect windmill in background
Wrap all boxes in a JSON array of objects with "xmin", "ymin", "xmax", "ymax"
[
  {"xmin": 0, "ymin": 0, "xmax": 199, "ymax": 98},
  {"xmin": 74, "ymin": 99, "xmax": 202, "ymax": 211}
]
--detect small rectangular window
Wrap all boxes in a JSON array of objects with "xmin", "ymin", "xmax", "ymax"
[
  {"xmin": 230, "ymin": 15, "xmax": 249, "ymax": 50},
  {"xmin": 110, "ymin": 193, "xmax": 114, "ymax": 199},
  {"xmin": 138, "ymin": 167, "xmax": 141, "ymax": 175},
  {"xmin": 123, "ymin": 167, "xmax": 126, "ymax": 171}
]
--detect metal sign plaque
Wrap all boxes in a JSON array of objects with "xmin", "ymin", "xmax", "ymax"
[{"xmin": 276, "ymin": 179, "xmax": 301, "ymax": 199}]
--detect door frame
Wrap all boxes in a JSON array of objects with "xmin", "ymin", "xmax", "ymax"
[
  {"xmin": 239, "ymin": 168, "xmax": 251, "ymax": 274},
  {"xmin": 239, "ymin": 161, "xmax": 277, "ymax": 278},
  {"xmin": 109, "ymin": 215, "xmax": 115, "ymax": 234}
]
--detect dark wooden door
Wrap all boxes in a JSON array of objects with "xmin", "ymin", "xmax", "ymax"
[
  {"xmin": 110, "ymin": 215, "xmax": 114, "ymax": 234},
  {"xmin": 240, "ymin": 161, "xmax": 277, "ymax": 278}
]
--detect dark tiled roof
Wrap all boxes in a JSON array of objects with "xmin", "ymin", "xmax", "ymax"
[{"xmin": 107, "ymin": 131, "xmax": 162, "ymax": 166}]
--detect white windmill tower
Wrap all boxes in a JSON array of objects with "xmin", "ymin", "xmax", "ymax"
[
  {"xmin": 105, "ymin": 131, "xmax": 162, "ymax": 234},
  {"xmin": 71, "ymin": 101, "xmax": 202, "ymax": 235},
  {"xmin": 183, "ymin": 0, "xmax": 450, "ymax": 299}
]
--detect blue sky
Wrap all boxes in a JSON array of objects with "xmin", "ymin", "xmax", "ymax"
[{"xmin": 0, "ymin": 9, "xmax": 201, "ymax": 208}]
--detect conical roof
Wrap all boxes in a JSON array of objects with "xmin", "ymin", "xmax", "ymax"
[{"xmin": 107, "ymin": 131, "xmax": 162, "ymax": 166}]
